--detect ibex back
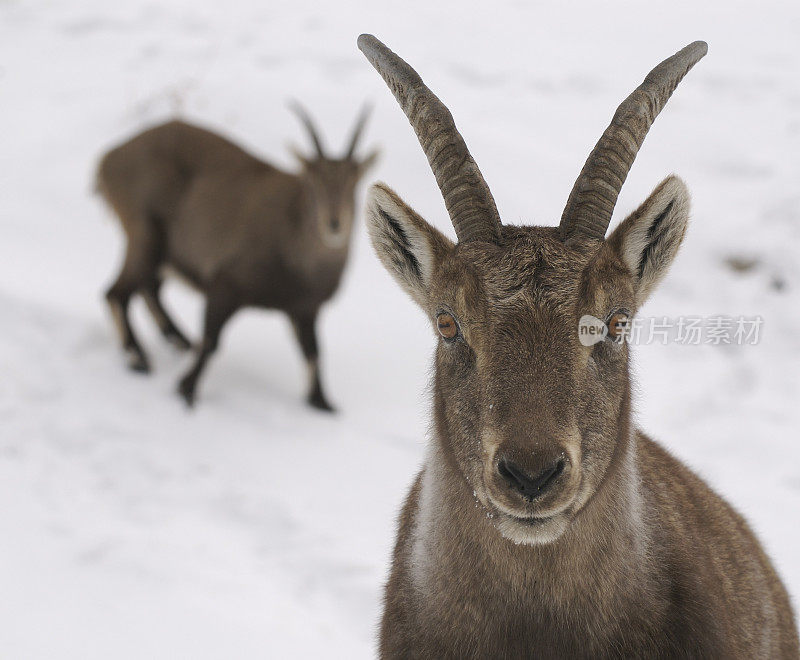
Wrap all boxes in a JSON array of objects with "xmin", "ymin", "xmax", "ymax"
[
  {"xmin": 97, "ymin": 107, "xmax": 377, "ymax": 408},
  {"xmin": 359, "ymin": 35, "xmax": 798, "ymax": 658}
]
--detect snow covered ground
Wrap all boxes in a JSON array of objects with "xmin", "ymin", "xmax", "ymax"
[{"xmin": 1, "ymin": 0, "xmax": 799, "ymax": 657}]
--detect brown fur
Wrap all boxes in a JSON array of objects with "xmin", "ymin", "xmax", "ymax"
[
  {"xmin": 366, "ymin": 185, "xmax": 799, "ymax": 657},
  {"xmin": 97, "ymin": 117, "xmax": 377, "ymax": 408}
]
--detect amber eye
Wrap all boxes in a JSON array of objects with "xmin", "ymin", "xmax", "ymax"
[
  {"xmin": 607, "ymin": 312, "xmax": 630, "ymax": 341},
  {"xmin": 437, "ymin": 313, "xmax": 459, "ymax": 341}
]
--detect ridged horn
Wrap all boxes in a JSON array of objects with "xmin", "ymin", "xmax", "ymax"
[
  {"xmin": 344, "ymin": 104, "xmax": 372, "ymax": 159},
  {"xmin": 559, "ymin": 41, "xmax": 707, "ymax": 242},
  {"xmin": 358, "ymin": 34, "xmax": 501, "ymax": 244},
  {"xmin": 288, "ymin": 101, "xmax": 326, "ymax": 159}
]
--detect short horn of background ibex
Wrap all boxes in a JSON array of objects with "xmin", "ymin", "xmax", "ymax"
[
  {"xmin": 288, "ymin": 100, "xmax": 328, "ymax": 158},
  {"xmin": 344, "ymin": 103, "xmax": 372, "ymax": 159}
]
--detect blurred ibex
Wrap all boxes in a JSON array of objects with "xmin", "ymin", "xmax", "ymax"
[
  {"xmin": 359, "ymin": 34, "xmax": 798, "ymax": 657},
  {"xmin": 97, "ymin": 106, "xmax": 377, "ymax": 409}
]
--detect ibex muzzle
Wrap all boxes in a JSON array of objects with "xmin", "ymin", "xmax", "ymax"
[{"xmin": 360, "ymin": 34, "xmax": 798, "ymax": 657}]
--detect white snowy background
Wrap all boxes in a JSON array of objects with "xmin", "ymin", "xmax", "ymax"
[{"xmin": 1, "ymin": 0, "xmax": 799, "ymax": 657}]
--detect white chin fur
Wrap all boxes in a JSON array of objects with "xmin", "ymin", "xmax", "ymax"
[{"xmin": 495, "ymin": 512, "xmax": 569, "ymax": 546}]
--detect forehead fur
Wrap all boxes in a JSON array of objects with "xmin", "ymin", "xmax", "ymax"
[
  {"xmin": 454, "ymin": 225, "xmax": 599, "ymax": 312},
  {"xmin": 306, "ymin": 158, "xmax": 359, "ymax": 178}
]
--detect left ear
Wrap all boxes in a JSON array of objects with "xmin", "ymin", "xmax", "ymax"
[
  {"xmin": 606, "ymin": 175, "xmax": 690, "ymax": 307},
  {"xmin": 288, "ymin": 143, "xmax": 313, "ymax": 169},
  {"xmin": 358, "ymin": 149, "xmax": 380, "ymax": 174}
]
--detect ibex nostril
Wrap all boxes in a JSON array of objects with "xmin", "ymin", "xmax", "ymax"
[{"xmin": 498, "ymin": 458, "xmax": 565, "ymax": 501}]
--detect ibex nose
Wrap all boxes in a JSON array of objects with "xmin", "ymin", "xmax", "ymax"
[
  {"xmin": 498, "ymin": 456, "xmax": 565, "ymax": 501},
  {"xmin": 330, "ymin": 217, "xmax": 341, "ymax": 231}
]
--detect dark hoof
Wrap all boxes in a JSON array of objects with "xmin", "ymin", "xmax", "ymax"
[
  {"xmin": 308, "ymin": 392, "xmax": 335, "ymax": 413},
  {"xmin": 177, "ymin": 377, "xmax": 197, "ymax": 408},
  {"xmin": 126, "ymin": 348, "xmax": 150, "ymax": 374},
  {"xmin": 165, "ymin": 331, "xmax": 192, "ymax": 351}
]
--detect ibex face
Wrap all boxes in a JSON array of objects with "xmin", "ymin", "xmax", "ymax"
[
  {"xmin": 361, "ymin": 36, "xmax": 702, "ymax": 544},
  {"xmin": 300, "ymin": 157, "xmax": 372, "ymax": 247},
  {"xmin": 290, "ymin": 103, "xmax": 379, "ymax": 248}
]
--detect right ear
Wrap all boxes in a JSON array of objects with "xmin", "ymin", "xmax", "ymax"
[
  {"xmin": 358, "ymin": 148, "xmax": 381, "ymax": 174},
  {"xmin": 605, "ymin": 175, "xmax": 690, "ymax": 308},
  {"xmin": 365, "ymin": 183, "xmax": 454, "ymax": 308}
]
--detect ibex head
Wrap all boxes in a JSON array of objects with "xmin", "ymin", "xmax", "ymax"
[
  {"xmin": 289, "ymin": 102, "xmax": 379, "ymax": 246},
  {"xmin": 360, "ymin": 35, "xmax": 705, "ymax": 544}
]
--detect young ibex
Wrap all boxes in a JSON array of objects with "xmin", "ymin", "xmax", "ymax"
[
  {"xmin": 97, "ymin": 106, "xmax": 377, "ymax": 409},
  {"xmin": 359, "ymin": 35, "xmax": 799, "ymax": 657}
]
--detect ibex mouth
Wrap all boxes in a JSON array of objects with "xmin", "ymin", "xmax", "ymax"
[
  {"xmin": 490, "ymin": 500, "xmax": 567, "ymax": 527},
  {"xmin": 483, "ymin": 464, "xmax": 581, "ymax": 545},
  {"xmin": 489, "ymin": 504, "xmax": 575, "ymax": 546},
  {"xmin": 492, "ymin": 508, "xmax": 571, "ymax": 546},
  {"xmin": 508, "ymin": 513, "xmax": 554, "ymax": 527}
]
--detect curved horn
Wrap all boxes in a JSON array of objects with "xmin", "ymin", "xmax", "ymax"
[
  {"xmin": 358, "ymin": 34, "xmax": 501, "ymax": 244},
  {"xmin": 559, "ymin": 41, "xmax": 707, "ymax": 242},
  {"xmin": 288, "ymin": 101, "xmax": 326, "ymax": 158},
  {"xmin": 344, "ymin": 104, "xmax": 372, "ymax": 159}
]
